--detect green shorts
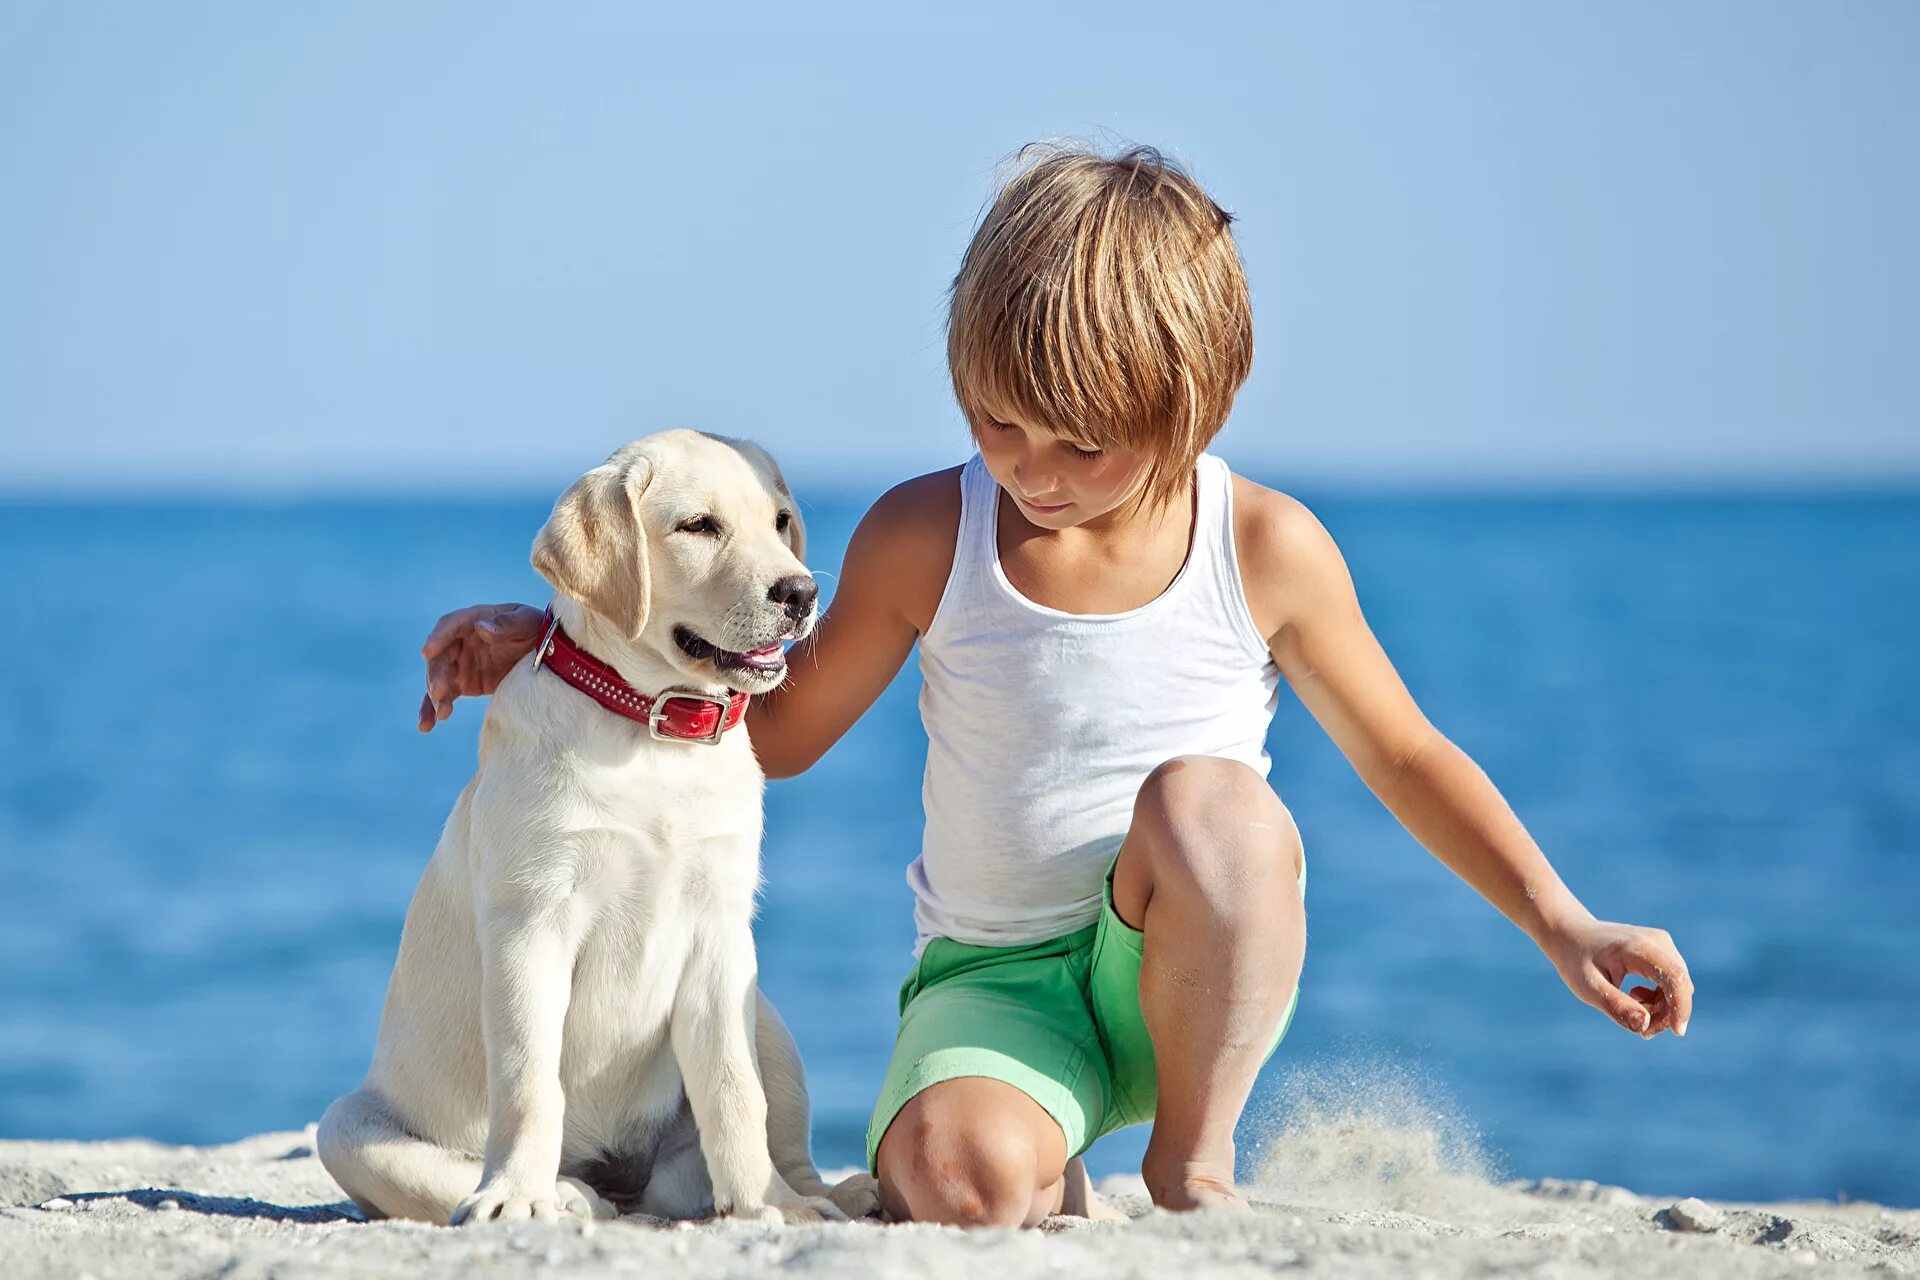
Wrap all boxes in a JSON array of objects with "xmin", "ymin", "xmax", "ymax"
[{"xmin": 865, "ymin": 854, "xmax": 1306, "ymax": 1171}]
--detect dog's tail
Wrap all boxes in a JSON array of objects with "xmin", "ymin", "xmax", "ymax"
[{"xmin": 754, "ymin": 989, "xmax": 833, "ymax": 1198}]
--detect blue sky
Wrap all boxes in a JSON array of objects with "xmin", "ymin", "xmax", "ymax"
[{"xmin": 2, "ymin": 2, "xmax": 1914, "ymax": 493}]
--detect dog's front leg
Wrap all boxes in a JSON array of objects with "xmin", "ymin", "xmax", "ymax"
[
  {"xmin": 451, "ymin": 905, "xmax": 583, "ymax": 1225},
  {"xmin": 670, "ymin": 935, "xmax": 791, "ymax": 1222}
]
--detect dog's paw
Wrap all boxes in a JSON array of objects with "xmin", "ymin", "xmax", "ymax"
[
  {"xmin": 782, "ymin": 1193, "xmax": 848, "ymax": 1224},
  {"xmin": 557, "ymin": 1176, "xmax": 618, "ymax": 1221},
  {"xmin": 726, "ymin": 1194, "xmax": 843, "ymax": 1225},
  {"xmin": 826, "ymin": 1173, "xmax": 882, "ymax": 1221},
  {"xmin": 452, "ymin": 1176, "xmax": 605, "ymax": 1225}
]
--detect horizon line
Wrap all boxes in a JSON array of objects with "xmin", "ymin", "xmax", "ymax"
[{"xmin": 6, "ymin": 472, "xmax": 1919, "ymax": 506}]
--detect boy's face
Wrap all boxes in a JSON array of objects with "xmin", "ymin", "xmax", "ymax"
[{"xmin": 973, "ymin": 407, "xmax": 1152, "ymax": 531}]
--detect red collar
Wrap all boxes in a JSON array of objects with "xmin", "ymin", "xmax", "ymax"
[{"xmin": 532, "ymin": 608, "xmax": 749, "ymax": 745}]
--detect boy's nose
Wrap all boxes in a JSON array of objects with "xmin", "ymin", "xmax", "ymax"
[{"xmin": 1011, "ymin": 461, "xmax": 1056, "ymax": 498}]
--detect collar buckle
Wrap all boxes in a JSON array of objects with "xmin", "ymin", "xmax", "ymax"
[
  {"xmin": 649, "ymin": 690, "xmax": 731, "ymax": 746},
  {"xmin": 531, "ymin": 609, "xmax": 562, "ymax": 673}
]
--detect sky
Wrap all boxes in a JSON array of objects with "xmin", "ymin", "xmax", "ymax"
[{"xmin": 1, "ymin": 1, "xmax": 1915, "ymax": 494}]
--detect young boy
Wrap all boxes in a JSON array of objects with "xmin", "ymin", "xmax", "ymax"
[{"xmin": 418, "ymin": 142, "xmax": 1693, "ymax": 1226}]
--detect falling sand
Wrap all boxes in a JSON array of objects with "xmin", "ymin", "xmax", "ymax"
[{"xmin": 1244, "ymin": 1057, "xmax": 1502, "ymax": 1218}]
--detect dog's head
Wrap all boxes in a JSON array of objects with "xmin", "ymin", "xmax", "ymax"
[{"xmin": 530, "ymin": 429, "xmax": 813, "ymax": 693}]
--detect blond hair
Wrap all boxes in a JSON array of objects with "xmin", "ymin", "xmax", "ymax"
[{"xmin": 947, "ymin": 142, "xmax": 1254, "ymax": 511}]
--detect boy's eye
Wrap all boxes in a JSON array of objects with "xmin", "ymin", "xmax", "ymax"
[
  {"xmin": 984, "ymin": 417, "xmax": 1015, "ymax": 432},
  {"xmin": 677, "ymin": 515, "xmax": 723, "ymax": 536},
  {"xmin": 1067, "ymin": 443, "xmax": 1104, "ymax": 460}
]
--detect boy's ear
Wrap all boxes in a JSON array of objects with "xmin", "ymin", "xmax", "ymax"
[{"xmin": 530, "ymin": 454, "xmax": 655, "ymax": 640}]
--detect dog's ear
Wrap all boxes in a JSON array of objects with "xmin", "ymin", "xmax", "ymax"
[
  {"xmin": 530, "ymin": 454, "xmax": 655, "ymax": 639},
  {"xmin": 720, "ymin": 436, "xmax": 806, "ymax": 562}
]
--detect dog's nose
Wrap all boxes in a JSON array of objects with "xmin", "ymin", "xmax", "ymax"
[{"xmin": 768, "ymin": 574, "xmax": 819, "ymax": 620}]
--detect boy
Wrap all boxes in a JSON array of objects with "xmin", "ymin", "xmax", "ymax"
[{"xmin": 420, "ymin": 142, "xmax": 1692, "ymax": 1225}]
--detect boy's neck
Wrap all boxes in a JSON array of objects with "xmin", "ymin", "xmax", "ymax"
[{"xmin": 999, "ymin": 468, "xmax": 1196, "ymax": 547}]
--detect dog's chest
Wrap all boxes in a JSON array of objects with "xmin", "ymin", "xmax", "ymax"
[
  {"xmin": 582, "ymin": 730, "xmax": 761, "ymax": 823},
  {"xmin": 477, "ymin": 730, "xmax": 765, "ymax": 1070},
  {"xmin": 561, "ymin": 749, "xmax": 763, "ymax": 970},
  {"xmin": 554, "ymin": 819, "xmax": 757, "ymax": 1102},
  {"xmin": 576, "ymin": 764, "xmax": 762, "ymax": 903}
]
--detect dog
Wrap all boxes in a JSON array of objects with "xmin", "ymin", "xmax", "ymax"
[{"xmin": 319, "ymin": 430, "xmax": 873, "ymax": 1225}]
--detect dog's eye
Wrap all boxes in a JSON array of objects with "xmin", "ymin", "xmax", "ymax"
[
  {"xmin": 676, "ymin": 515, "xmax": 723, "ymax": 536},
  {"xmin": 775, "ymin": 510, "xmax": 792, "ymax": 533}
]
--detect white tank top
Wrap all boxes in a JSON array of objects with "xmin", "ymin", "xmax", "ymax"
[{"xmin": 907, "ymin": 452, "xmax": 1283, "ymax": 951}]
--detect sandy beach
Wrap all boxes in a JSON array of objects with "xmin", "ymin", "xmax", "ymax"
[{"xmin": 3, "ymin": 1121, "xmax": 1913, "ymax": 1279}]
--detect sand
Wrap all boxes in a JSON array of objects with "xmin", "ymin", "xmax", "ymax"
[{"xmin": 3, "ymin": 1116, "xmax": 1914, "ymax": 1280}]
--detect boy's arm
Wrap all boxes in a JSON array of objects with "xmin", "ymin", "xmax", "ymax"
[
  {"xmin": 747, "ymin": 470, "xmax": 958, "ymax": 778},
  {"xmin": 421, "ymin": 603, "xmax": 550, "ymax": 731},
  {"xmin": 1235, "ymin": 479, "xmax": 1693, "ymax": 1039},
  {"xmin": 417, "ymin": 473, "xmax": 958, "ymax": 777}
]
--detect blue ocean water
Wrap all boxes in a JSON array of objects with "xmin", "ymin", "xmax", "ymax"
[{"xmin": 2, "ymin": 485, "xmax": 1915, "ymax": 1206}]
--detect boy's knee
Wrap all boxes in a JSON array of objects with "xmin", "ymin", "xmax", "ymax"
[
  {"xmin": 1132, "ymin": 756, "xmax": 1299, "ymax": 884},
  {"xmin": 877, "ymin": 1092, "xmax": 1044, "ymax": 1227},
  {"xmin": 1137, "ymin": 756, "xmax": 1267, "ymax": 828}
]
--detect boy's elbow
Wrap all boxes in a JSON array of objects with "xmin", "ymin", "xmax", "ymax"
[
  {"xmin": 757, "ymin": 745, "xmax": 796, "ymax": 780},
  {"xmin": 757, "ymin": 742, "xmax": 820, "ymax": 781},
  {"xmin": 1371, "ymin": 726, "xmax": 1447, "ymax": 794},
  {"xmin": 1388, "ymin": 727, "xmax": 1444, "ymax": 778}
]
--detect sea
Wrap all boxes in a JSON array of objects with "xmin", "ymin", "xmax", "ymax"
[{"xmin": 2, "ymin": 482, "xmax": 1915, "ymax": 1207}]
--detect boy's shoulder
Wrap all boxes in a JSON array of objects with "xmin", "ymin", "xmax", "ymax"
[
  {"xmin": 843, "ymin": 467, "xmax": 965, "ymax": 631},
  {"xmin": 859, "ymin": 466, "xmax": 964, "ymax": 550},
  {"xmin": 1228, "ymin": 471, "xmax": 1337, "ymax": 566},
  {"xmin": 869, "ymin": 466, "xmax": 965, "ymax": 523},
  {"xmin": 1226, "ymin": 471, "xmax": 1352, "ymax": 639}
]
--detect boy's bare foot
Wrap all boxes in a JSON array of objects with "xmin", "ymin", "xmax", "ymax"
[
  {"xmin": 1150, "ymin": 1177, "xmax": 1249, "ymax": 1213},
  {"xmin": 1059, "ymin": 1157, "xmax": 1131, "ymax": 1222},
  {"xmin": 1142, "ymin": 1157, "xmax": 1250, "ymax": 1213}
]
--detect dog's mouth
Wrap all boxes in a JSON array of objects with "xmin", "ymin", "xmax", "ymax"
[{"xmin": 673, "ymin": 626, "xmax": 788, "ymax": 680}]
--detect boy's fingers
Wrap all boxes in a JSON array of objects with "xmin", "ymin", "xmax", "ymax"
[
  {"xmin": 421, "ymin": 604, "xmax": 504, "ymax": 659},
  {"xmin": 1660, "ymin": 959, "xmax": 1693, "ymax": 1038},
  {"xmin": 478, "ymin": 604, "xmax": 542, "ymax": 640},
  {"xmin": 1628, "ymin": 985, "xmax": 1670, "ymax": 1036},
  {"xmin": 424, "ymin": 646, "xmax": 470, "ymax": 723},
  {"xmin": 420, "ymin": 691, "xmax": 452, "ymax": 729},
  {"xmin": 421, "ymin": 610, "xmax": 474, "ymax": 659},
  {"xmin": 1627, "ymin": 938, "xmax": 1693, "ymax": 1038},
  {"xmin": 425, "ymin": 645, "xmax": 456, "ymax": 706},
  {"xmin": 419, "ymin": 603, "xmax": 537, "ymax": 728},
  {"xmin": 446, "ymin": 648, "xmax": 471, "ymax": 702},
  {"xmin": 1587, "ymin": 971, "xmax": 1650, "ymax": 1034}
]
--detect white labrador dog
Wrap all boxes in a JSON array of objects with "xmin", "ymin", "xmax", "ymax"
[{"xmin": 319, "ymin": 430, "xmax": 870, "ymax": 1225}]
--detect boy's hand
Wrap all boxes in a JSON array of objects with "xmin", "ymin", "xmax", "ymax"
[
  {"xmin": 1543, "ymin": 918, "xmax": 1693, "ymax": 1039},
  {"xmin": 418, "ymin": 603, "xmax": 545, "ymax": 731}
]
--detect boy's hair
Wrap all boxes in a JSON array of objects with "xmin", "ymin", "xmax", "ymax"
[{"xmin": 947, "ymin": 141, "xmax": 1254, "ymax": 511}]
